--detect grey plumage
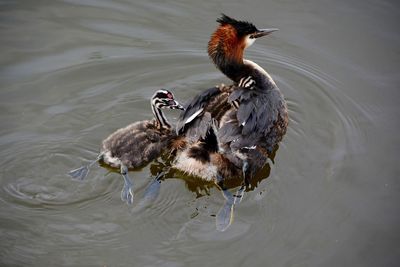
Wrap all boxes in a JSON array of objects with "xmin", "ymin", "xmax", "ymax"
[
  {"xmin": 101, "ymin": 120, "xmax": 176, "ymax": 168},
  {"xmin": 223, "ymin": 85, "xmax": 288, "ymax": 150},
  {"xmin": 101, "ymin": 89, "xmax": 184, "ymax": 169},
  {"xmin": 68, "ymin": 89, "xmax": 184, "ymax": 183},
  {"xmin": 174, "ymin": 80, "xmax": 288, "ymax": 179},
  {"xmin": 173, "ymin": 14, "xmax": 288, "ymax": 184},
  {"xmin": 176, "ymin": 86, "xmax": 221, "ymax": 135}
]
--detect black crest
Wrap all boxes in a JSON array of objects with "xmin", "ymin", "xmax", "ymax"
[{"xmin": 217, "ymin": 14, "xmax": 258, "ymax": 37}]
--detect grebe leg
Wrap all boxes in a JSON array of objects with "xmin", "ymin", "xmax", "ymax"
[
  {"xmin": 233, "ymin": 185, "xmax": 246, "ymax": 205},
  {"xmin": 68, "ymin": 153, "xmax": 104, "ymax": 180},
  {"xmin": 234, "ymin": 160, "xmax": 250, "ymax": 204},
  {"xmin": 242, "ymin": 160, "xmax": 250, "ymax": 185},
  {"xmin": 120, "ymin": 164, "xmax": 134, "ymax": 205},
  {"xmin": 215, "ymin": 173, "xmax": 235, "ymax": 204}
]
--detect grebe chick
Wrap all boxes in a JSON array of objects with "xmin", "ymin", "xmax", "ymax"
[{"xmin": 68, "ymin": 89, "xmax": 184, "ymax": 204}]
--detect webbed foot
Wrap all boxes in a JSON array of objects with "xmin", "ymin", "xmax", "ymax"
[
  {"xmin": 215, "ymin": 174, "xmax": 236, "ymax": 231},
  {"xmin": 133, "ymin": 171, "xmax": 165, "ymax": 211},
  {"xmin": 121, "ymin": 183, "xmax": 134, "ymax": 205},
  {"xmin": 216, "ymin": 198, "xmax": 234, "ymax": 232},
  {"xmin": 68, "ymin": 153, "xmax": 103, "ymax": 180},
  {"xmin": 120, "ymin": 165, "xmax": 134, "ymax": 205},
  {"xmin": 143, "ymin": 171, "xmax": 164, "ymax": 202},
  {"xmin": 68, "ymin": 166, "xmax": 89, "ymax": 180}
]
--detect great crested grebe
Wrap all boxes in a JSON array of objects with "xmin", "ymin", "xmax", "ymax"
[
  {"xmin": 174, "ymin": 14, "xmax": 288, "ymax": 197},
  {"xmin": 68, "ymin": 89, "xmax": 184, "ymax": 204}
]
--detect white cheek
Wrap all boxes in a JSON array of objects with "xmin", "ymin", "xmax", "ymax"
[{"xmin": 245, "ymin": 36, "xmax": 256, "ymax": 48}]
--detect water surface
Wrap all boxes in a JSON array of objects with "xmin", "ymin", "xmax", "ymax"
[{"xmin": 0, "ymin": 0, "xmax": 399, "ymax": 266}]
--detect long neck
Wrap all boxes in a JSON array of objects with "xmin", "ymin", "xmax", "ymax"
[
  {"xmin": 208, "ymin": 28, "xmax": 276, "ymax": 89},
  {"xmin": 151, "ymin": 103, "xmax": 171, "ymax": 129},
  {"xmin": 208, "ymin": 29, "xmax": 252, "ymax": 83},
  {"xmin": 215, "ymin": 57, "xmax": 254, "ymax": 83}
]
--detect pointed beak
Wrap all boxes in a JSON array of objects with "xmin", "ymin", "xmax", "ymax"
[
  {"xmin": 171, "ymin": 100, "xmax": 185, "ymax": 110},
  {"xmin": 251, "ymin": 28, "xmax": 279, "ymax": 39}
]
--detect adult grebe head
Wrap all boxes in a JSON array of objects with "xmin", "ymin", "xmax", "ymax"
[{"xmin": 208, "ymin": 14, "xmax": 278, "ymax": 82}]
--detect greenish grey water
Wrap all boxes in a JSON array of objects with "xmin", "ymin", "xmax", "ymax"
[{"xmin": 0, "ymin": 0, "xmax": 399, "ymax": 266}]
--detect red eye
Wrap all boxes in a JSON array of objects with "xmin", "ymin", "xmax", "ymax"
[{"xmin": 167, "ymin": 93, "xmax": 173, "ymax": 99}]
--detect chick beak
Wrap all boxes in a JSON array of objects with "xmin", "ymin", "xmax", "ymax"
[
  {"xmin": 171, "ymin": 100, "xmax": 185, "ymax": 110},
  {"xmin": 251, "ymin": 28, "xmax": 279, "ymax": 38}
]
